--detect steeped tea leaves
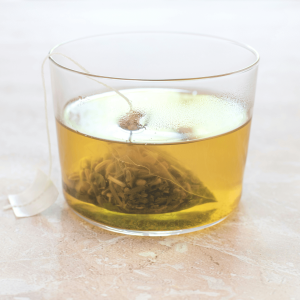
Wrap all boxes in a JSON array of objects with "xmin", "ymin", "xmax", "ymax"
[{"xmin": 65, "ymin": 144, "xmax": 217, "ymax": 214}]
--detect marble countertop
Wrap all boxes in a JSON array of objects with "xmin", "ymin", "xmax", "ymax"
[{"xmin": 0, "ymin": 1, "xmax": 299, "ymax": 299}]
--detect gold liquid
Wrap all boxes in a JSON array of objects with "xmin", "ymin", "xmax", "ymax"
[{"xmin": 56, "ymin": 89, "xmax": 251, "ymax": 231}]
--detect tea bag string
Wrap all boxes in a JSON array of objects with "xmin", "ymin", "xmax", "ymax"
[
  {"xmin": 1, "ymin": 55, "xmax": 57, "ymax": 211},
  {"xmin": 1, "ymin": 56, "xmax": 57, "ymax": 211},
  {"xmin": 42, "ymin": 52, "xmax": 133, "ymax": 177}
]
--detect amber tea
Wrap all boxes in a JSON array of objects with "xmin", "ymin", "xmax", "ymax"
[{"xmin": 56, "ymin": 89, "xmax": 251, "ymax": 232}]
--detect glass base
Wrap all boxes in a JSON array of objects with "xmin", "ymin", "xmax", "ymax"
[{"xmin": 69, "ymin": 206, "xmax": 228, "ymax": 236}]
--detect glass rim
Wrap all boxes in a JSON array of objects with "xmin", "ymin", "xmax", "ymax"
[{"xmin": 49, "ymin": 31, "xmax": 260, "ymax": 82}]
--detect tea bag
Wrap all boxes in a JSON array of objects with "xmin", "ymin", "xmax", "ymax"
[
  {"xmin": 64, "ymin": 142, "xmax": 216, "ymax": 215},
  {"xmin": 3, "ymin": 53, "xmax": 133, "ymax": 217}
]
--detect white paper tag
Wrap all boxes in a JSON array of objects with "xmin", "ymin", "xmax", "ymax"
[{"xmin": 7, "ymin": 169, "xmax": 58, "ymax": 217}]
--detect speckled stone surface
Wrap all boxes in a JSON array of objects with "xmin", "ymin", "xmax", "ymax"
[{"xmin": 0, "ymin": 1, "xmax": 300, "ymax": 299}]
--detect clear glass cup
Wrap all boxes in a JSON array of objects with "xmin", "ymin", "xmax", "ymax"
[{"xmin": 49, "ymin": 32, "xmax": 259, "ymax": 236}]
